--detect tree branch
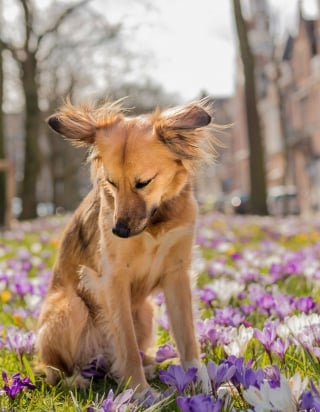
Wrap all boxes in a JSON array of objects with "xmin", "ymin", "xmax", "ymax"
[
  {"xmin": 36, "ymin": 0, "xmax": 91, "ymax": 49},
  {"xmin": 19, "ymin": 0, "xmax": 33, "ymax": 51}
]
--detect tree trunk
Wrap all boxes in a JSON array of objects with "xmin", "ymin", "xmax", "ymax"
[
  {"xmin": 275, "ymin": 63, "xmax": 291, "ymax": 215},
  {"xmin": 232, "ymin": 0, "xmax": 268, "ymax": 215},
  {"xmin": 20, "ymin": 52, "xmax": 40, "ymax": 219},
  {"xmin": 0, "ymin": 35, "xmax": 6, "ymax": 225}
]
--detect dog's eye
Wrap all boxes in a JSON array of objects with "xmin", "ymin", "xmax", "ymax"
[
  {"xmin": 107, "ymin": 178, "xmax": 117, "ymax": 188},
  {"xmin": 135, "ymin": 179, "xmax": 152, "ymax": 189}
]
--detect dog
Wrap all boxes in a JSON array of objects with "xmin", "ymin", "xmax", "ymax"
[{"xmin": 36, "ymin": 98, "xmax": 219, "ymax": 394}]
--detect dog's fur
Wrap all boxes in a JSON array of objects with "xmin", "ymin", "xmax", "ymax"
[{"xmin": 37, "ymin": 98, "xmax": 219, "ymax": 393}]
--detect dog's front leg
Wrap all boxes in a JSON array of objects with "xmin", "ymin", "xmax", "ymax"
[
  {"xmin": 99, "ymin": 274, "xmax": 149, "ymax": 392},
  {"xmin": 163, "ymin": 273, "xmax": 211, "ymax": 393},
  {"xmin": 162, "ymin": 241, "xmax": 211, "ymax": 393}
]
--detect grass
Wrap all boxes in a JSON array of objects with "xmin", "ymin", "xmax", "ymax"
[{"xmin": 1, "ymin": 212, "xmax": 320, "ymax": 410}]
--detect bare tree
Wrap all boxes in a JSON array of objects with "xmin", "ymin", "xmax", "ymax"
[
  {"xmin": 1, "ymin": 0, "xmax": 121, "ymax": 218},
  {"xmin": 0, "ymin": 2, "xmax": 5, "ymax": 225},
  {"xmin": 232, "ymin": 0, "xmax": 268, "ymax": 215}
]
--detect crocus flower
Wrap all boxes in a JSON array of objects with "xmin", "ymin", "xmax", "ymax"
[
  {"xmin": 225, "ymin": 356, "xmax": 264, "ymax": 389},
  {"xmin": 223, "ymin": 325, "xmax": 253, "ymax": 357},
  {"xmin": 264, "ymin": 365, "xmax": 281, "ymax": 388},
  {"xmin": 81, "ymin": 355, "xmax": 109, "ymax": 379},
  {"xmin": 177, "ymin": 394, "xmax": 222, "ymax": 412},
  {"xmin": 100, "ymin": 389, "xmax": 134, "ymax": 412},
  {"xmin": 5, "ymin": 329, "xmax": 35, "ymax": 355},
  {"xmin": 198, "ymin": 287, "xmax": 216, "ymax": 305},
  {"xmin": 300, "ymin": 390, "xmax": 320, "ymax": 411},
  {"xmin": 86, "ymin": 388, "xmax": 134, "ymax": 412},
  {"xmin": 255, "ymin": 320, "xmax": 278, "ymax": 353},
  {"xmin": 206, "ymin": 360, "xmax": 236, "ymax": 393},
  {"xmin": 296, "ymin": 296, "xmax": 316, "ymax": 313},
  {"xmin": 215, "ymin": 306, "xmax": 244, "ymax": 327},
  {"xmin": 244, "ymin": 374, "xmax": 296, "ymax": 412},
  {"xmin": 1, "ymin": 371, "xmax": 36, "ymax": 400},
  {"xmin": 208, "ymin": 279, "xmax": 244, "ymax": 304},
  {"xmin": 256, "ymin": 293, "xmax": 275, "ymax": 316},
  {"xmin": 155, "ymin": 343, "xmax": 178, "ymax": 363},
  {"xmin": 159, "ymin": 365, "xmax": 197, "ymax": 394},
  {"xmin": 288, "ymin": 372, "xmax": 308, "ymax": 402}
]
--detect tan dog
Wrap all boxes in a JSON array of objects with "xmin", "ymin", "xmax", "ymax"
[{"xmin": 37, "ymin": 98, "xmax": 219, "ymax": 394}]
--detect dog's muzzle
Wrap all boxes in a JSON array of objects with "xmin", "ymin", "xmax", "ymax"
[{"xmin": 112, "ymin": 221, "xmax": 131, "ymax": 238}]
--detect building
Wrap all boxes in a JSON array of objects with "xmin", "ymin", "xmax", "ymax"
[{"xmin": 229, "ymin": 1, "xmax": 320, "ymax": 215}]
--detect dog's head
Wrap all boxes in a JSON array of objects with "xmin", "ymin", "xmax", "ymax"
[{"xmin": 48, "ymin": 99, "xmax": 219, "ymax": 238}]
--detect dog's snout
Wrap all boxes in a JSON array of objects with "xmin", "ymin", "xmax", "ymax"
[{"xmin": 112, "ymin": 221, "xmax": 131, "ymax": 238}]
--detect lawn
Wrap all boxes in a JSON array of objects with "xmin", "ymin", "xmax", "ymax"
[{"xmin": 1, "ymin": 212, "xmax": 320, "ymax": 411}]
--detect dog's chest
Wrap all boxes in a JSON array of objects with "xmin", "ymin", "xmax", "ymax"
[
  {"xmin": 81, "ymin": 225, "xmax": 192, "ymax": 301},
  {"xmin": 128, "ymin": 226, "xmax": 190, "ymax": 299}
]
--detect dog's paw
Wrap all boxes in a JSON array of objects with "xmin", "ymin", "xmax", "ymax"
[
  {"xmin": 143, "ymin": 364, "xmax": 156, "ymax": 381},
  {"xmin": 134, "ymin": 386, "xmax": 161, "ymax": 407},
  {"xmin": 65, "ymin": 374, "xmax": 89, "ymax": 389},
  {"xmin": 133, "ymin": 385, "xmax": 153, "ymax": 400}
]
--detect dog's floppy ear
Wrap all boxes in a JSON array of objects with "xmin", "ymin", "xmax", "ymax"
[
  {"xmin": 47, "ymin": 100, "xmax": 97, "ymax": 147},
  {"xmin": 47, "ymin": 99, "xmax": 123, "ymax": 147},
  {"xmin": 159, "ymin": 104, "xmax": 211, "ymax": 130},
  {"xmin": 154, "ymin": 99, "xmax": 219, "ymax": 170}
]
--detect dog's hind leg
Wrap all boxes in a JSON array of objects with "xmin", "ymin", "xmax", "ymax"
[{"xmin": 37, "ymin": 289, "xmax": 89, "ymax": 386}]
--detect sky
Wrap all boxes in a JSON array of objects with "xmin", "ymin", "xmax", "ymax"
[
  {"xmin": 107, "ymin": 0, "xmax": 318, "ymax": 102},
  {"xmin": 2, "ymin": 0, "xmax": 319, "ymax": 107}
]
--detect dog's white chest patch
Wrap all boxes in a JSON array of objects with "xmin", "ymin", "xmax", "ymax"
[
  {"xmin": 134, "ymin": 225, "xmax": 192, "ymax": 287},
  {"xmin": 79, "ymin": 225, "xmax": 192, "ymax": 295}
]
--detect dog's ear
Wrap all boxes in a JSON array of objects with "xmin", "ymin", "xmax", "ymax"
[
  {"xmin": 47, "ymin": 99, "xmax": 123, "ymax": 147},
  {"xmin": 154, "ymin": 99, "xmax": 220, "ymax": 170},
  {"xmin": 47, "ymin": 102, "xmax": 96, "ymax": 147},
  {"xmin": 158, "ymin": 104, "xmax": 211, "ymax": 130}
]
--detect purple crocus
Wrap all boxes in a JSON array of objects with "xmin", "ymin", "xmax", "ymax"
[
  {"xmin": 86, "ymin": 388, "xmax": 134, "ymax": 412},
  {"xmin": 206, "ymin": 360, "xmax": 236, "ymax": 393},
  {"xmin": 1, "ymin": 371, "xmax": 36, "ymax": 400},
  {"xmin": 296, "ymin": 296, "xmax": 316, "ymax": 313},
  {"xmin": 155, "ymin": 343, "xmax": 178, "ymax": 363},
  {"xmin": 5, "ymin": 329, "xmax": 35, "ymax": 355},
  {"xmin": 299, "ymin": 390, "xmax": 320, "ymax": 411},
  {"xmin": 283, "ymin": 256, "xmax": 302, "ymax": 275},
  {"xmin": 207, "ymin": 328, "xmax": 220, "ymax": 346},
  {"xmin": 254, "ymin": 320, "xmax": 278, "ymax": 353},
  {"xmin": 177, "ymin": 394, "xmax": 222, "ymax": 412},
  {"xmin": 270, "ymin": 337, "xmax": 287, "ymax": 361},
  {"xmin": 214, "ymin": 307, "xmax": 244, "ymax": 327},
  {"xmin": 256, "ymin": 293, "xmax": 275, "ymax": 316},
  {"xmin": 264, "ymin": 365, "xmax": 281, "ymax": 388},
  {"xmin": 225, "ymin": 356, "xmax": 264, "ymax": 389},
  {"xmin": 198, "ymin": 287, "xmax": 216, "ymax": 306},
  {"xmin": 159, "ymin": 365, "xmax": 197, "ymax": 394},
  {"xmin": 81, "ymin": 355, "xmax": 109, "ymax": 379},
  {"xmin": 100, "ymin": 389, "xmax": 134, "ymax": 412}
]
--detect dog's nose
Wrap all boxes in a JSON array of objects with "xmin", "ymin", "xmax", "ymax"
[{"xmin": 112, "ymin": 222, "xmax": 131, "ymax": 238}]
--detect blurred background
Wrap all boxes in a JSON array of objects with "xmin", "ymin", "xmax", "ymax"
[{"xmin": 0, "ymin": 0, "xmax": 319, "ymax": 226}]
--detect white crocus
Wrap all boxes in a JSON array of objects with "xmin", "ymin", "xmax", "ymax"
[
  {"xmin": 210, "ymin": 279, "xmax": 244, "ymax": 305},
  {"xmin": 289, "ymin": 372, "xmax": 308, "ymax": 402},
  {"xmin": 277, "ymin": 313, "xmax": 320, "ymax": 342},
  {"xmin": 244, "ymin": 375, "xmax": 296, "ymax": 412},
  {"xmin": 224, "ymin": 325, "xmax": 253, "ymax": 357}
]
